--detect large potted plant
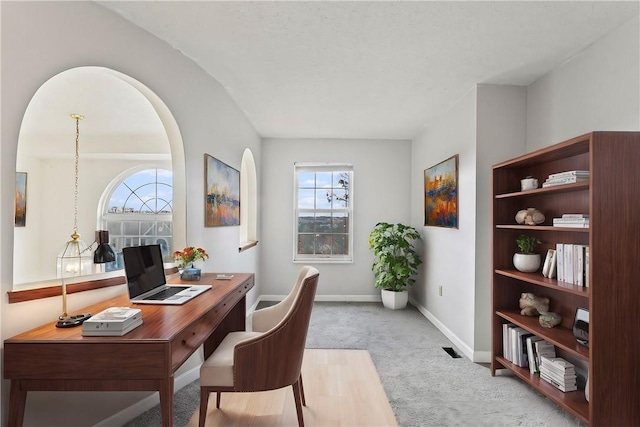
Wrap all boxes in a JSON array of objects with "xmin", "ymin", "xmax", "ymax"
[
  {"xmin": 513, "ymin": 234, "xmax": 541, "ymax": 273},
  {"xmin": 368, "ymin": 222, "xmax": 422, "ymax": 309}
]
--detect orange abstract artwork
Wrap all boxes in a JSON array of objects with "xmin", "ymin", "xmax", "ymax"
[{"xmin": 424, "ymin": 155, "xmax": 458, "ymax": 228}]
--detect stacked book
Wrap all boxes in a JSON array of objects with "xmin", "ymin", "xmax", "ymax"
[
  {"xmin": 552, "ymin": 213, "xmax": 589, "ymax": 228},
  {"xmin": 540, "ymin": 356, "xmax": 578, "ymax": 392},
  {"xmin": 542, "ymin": 170, "xmax": 589, "ymax": 188}
]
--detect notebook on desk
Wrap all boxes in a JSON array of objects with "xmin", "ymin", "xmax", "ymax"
[{"xmin": 122, "ymin": 244, "xmax": 210, "ymax": 305}]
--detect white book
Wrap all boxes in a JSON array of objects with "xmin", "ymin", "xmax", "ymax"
[
  {"xmin": 548, "ymin": 170, "xmax": 590, "ymax": 179},
  {"xmin": 561, "ymin": 214, "xmax": 589, "ymax": 219},
  {"xmin": 510, "ymin": 327, "xmax": 526, "ymax": 366},
  {"xmin": 542, "ymin": 249, "xmax": 553, "ymax": 278},
  {"xmin": 503, "ymin": 323, "xmax": 515, "ymax": 362},
  {"xmin": 575, "ymin": 245, "xmax": 585, "ymax": 287},
  {"xmin": 553, "ymin": 222, "xmax": 589, "ymax": 228},
  {"xmin": 556, "ymin": 243, "xmax": 564, "ymax": 282},
  {"xmin": 553, "ymin": 217, "xmax": 589, "ymax": 223},
  {"xmin": 564, "ymin": 244, "xmax": 574, "ymax": 284},
  {"xmin": 548, "ymin": 249, "xmax": 557, "ymax": 279},
  {"xmin": 585, "ymin": 246, "xmax": 590, "ymax": 287}
]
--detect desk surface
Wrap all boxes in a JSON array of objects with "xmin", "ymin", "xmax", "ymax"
[{"xmin": 5, "ymin": 273, "xmax": 253, "ymax": 343}]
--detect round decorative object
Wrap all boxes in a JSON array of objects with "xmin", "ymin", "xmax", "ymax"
[
  {"xmin": 539, "ymin": 312, "xmax": 562, "ymax": 328},
  {"xmin": 515, "ymin": 208, "xmax": 545, "ymax": 225},
  {"xmin": 513, "ymin": 253, "xmax": 541, "ymax": 273}
]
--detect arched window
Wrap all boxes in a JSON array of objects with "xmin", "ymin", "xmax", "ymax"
[{"xmin": 101, "ymin": 168, "xmax": 173, "ymax": 269}]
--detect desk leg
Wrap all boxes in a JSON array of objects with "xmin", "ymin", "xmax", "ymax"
[
  {"xmin": 159, "ymin": 378, "xmax": 174, "ymax": 427},
  {"xmin": 8, "ymin": 380, "xmax": 27, "ymax": 427}
]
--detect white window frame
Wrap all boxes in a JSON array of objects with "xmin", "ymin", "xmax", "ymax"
[{"xmin": 293, "ymin": 163, "xmax": 353, "ymax": 263}]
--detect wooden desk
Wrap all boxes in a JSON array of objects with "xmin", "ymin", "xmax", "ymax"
[{"xmin": 3, "ymin": 273, "xmax": 254, "ymax": 427}]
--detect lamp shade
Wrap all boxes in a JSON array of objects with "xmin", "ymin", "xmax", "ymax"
[
  {"xmin": 57, "ymin": 233, "xmax": 93, "ymax": 278},
  {"xmin": 94, "ymin": 230, "xmax": 116, "ymax": 263}
]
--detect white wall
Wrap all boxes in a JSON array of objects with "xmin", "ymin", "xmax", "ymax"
[
  {"xmin": 474, "ymin": 85, "xmax": 527, "ymax": 359},
  {"xmin": 527, "ymin": 15, "xmax": 640, "ymax": 149},
  {"xmin": 410, "ymin": 88, "xmax": 478, "ymax": 357},
  {"xmin": 1, "ymin": 2, "xmax": 261, "ymax": 426},
  {"xmin": 410, "ymin": 13, "xmax": 639, "ymax": 363},
  {"xmin": 261, "ymin": 138, "xmax": 411, "ymax": 299}
]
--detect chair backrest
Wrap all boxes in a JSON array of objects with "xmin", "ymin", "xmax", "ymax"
[
  {"xmin": 233, "ymin": 266, "xmax": 319, "ymax": 392},
  {"xmin": 251, "ymin": 265, "xmax": 314, "ymax": 333}
]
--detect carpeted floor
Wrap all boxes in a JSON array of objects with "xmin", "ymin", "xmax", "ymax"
[{"xmin": 125, "ymin": 302, "xmax": 584, "ymax": 427}]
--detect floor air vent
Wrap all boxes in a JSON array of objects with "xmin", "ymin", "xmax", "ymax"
[{"xmin": 442, "ymin": 347, "xmax": 462, "ymax": 358}]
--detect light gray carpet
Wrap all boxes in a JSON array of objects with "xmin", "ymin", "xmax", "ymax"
[{"xmin": 125, "ymin": 302, "xmax": 584, "ymax": 427}]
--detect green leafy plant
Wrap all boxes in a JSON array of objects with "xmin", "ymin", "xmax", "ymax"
[
  {"xmin": 515, "ymin": 234, "xmax": 541, "ymax": 254},
  {"xmin": 368, "ymin": 222, "xmax": 422, "ymax": 292}
]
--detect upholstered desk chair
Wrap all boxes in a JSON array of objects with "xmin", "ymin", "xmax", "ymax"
[{"xmin": 199, "ymin": 266, "xmax": 319, "ymax": 427}]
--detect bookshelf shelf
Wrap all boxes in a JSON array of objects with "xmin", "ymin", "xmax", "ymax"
[
  {"xmin": 491, "ymin": 131, "xmax": 640, "ymax": 427},
  {"xmin": 494, "ymin": 356, "xmax": 589, "ymax": 425}
]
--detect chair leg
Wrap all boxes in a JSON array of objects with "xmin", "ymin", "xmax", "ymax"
[
  {"xmin": 292, "ymin": 380, "xmax": 305, "ymax": 427},
  {"xmin": 216, "ymin": 391, "xmax": 221, "ymax": 409},
  {"xmin": 299, "ymin": 374, "xmax": 306, "ymax": 406},
  {"xmin": 199, "ymin": 387, "xmax": 209, "ymax": 427}
]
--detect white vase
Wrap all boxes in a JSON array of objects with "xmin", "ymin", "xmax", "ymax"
[
  {"xmin": 381, "ymin": 289, "xmax": 408, "ymax": 310},
  {"xmin": 513, "ymin": 253, "xmax": 541, "ymax": 273}
]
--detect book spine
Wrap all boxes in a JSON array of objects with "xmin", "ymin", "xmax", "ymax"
[
  {"xmin": 564, "ymin": 244, "xmax": 574, "ymax": 284},
  {"xmin": 548, "ymin": 170, "xmax": 590, "ymax": 179},
  {"xmin": 561, "ymin": 214, "xmax": 589, "ymax": 219},
  {"xmin": 556, "ymin": 243, "xmax": 564, "ymax": 282},
  {"xmin": 548, "ymin": 249, "xmax": 557, "ymax": 279},
  {"xmin": 585, "ymin": 246, "xmax": 590, "ymax": 287},
  {"xmin": 576, "ymin": 245, "xmax": 585, "ymax": 287}
]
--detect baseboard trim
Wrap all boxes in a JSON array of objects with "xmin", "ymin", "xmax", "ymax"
[
  {"xmin": 259, "ymin": 294, "xmax": 381, "ymax": 303},
  {"xmin": 408, "ymin": 296, "xmax": 490, "ymax": 364},
  {"xmin": 93, "ymin": 365, "xmax": 200, "ymax": 427}
]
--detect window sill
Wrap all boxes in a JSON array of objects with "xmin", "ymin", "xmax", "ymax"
[
  {"xmin": 7, "ymin": 267, "xmax": 179, "ymax": 304},
  {"xmin": 7, "ymin": 276, "xmax": 127, "ymax": 304},
  {"xmin": 239, "ymin": 240, "xmax": 259, "ymax": 253}
]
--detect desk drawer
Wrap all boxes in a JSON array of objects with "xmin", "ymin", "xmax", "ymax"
[{"xmin": 170, "ymin": 279, "xmax": 251, "ymax": 369}]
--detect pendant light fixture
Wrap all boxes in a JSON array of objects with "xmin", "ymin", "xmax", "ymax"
[{"xmin": 56, "ymin": 114, "xmax": 92, "ymax": 328}]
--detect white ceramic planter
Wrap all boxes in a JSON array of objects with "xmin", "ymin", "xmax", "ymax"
[
  {"xmin": 513, "ymin": 253, "xmax": 541, "ymax": 273},
  {"xmin": 381, "ymin": 289, "xmax": 408, "ymax": 310}
]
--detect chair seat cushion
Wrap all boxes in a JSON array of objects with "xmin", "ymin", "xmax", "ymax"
[{"xmin": 200, "ymin": 331, "xmax": 262, "ymax": 387}]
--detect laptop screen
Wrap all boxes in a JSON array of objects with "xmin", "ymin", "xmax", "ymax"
[{"xmin": 122, "ymin": 244, "xmax": 167, "ymax": 299}]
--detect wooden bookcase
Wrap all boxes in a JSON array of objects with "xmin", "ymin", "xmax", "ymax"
[{"xmin": 491, "ymin": 131, "xmax": 640, "ymax": 427}]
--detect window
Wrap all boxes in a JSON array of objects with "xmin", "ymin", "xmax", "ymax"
[
  {"xmin": 102, "ymin": 168, "xmax": 173, "ymax": 270},
  {"xmin": 294, "ymin": 163, "xmax": 353, "ymax": 262}
]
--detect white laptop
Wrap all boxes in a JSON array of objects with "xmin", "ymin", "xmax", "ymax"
[{"xmin": 122, "ymin": 244, "xmax": 210, "ymax": 305}]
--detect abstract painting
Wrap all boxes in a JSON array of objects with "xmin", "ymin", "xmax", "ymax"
[
  {"xmin": 424, "ymin": 154, "xmax": 458, "ymax": 228},
  {"xmin": 205, "ymin": 154, "xmax": 240, "ymax": 226},
  {"xmin": 15, "ymin": 172, "xmax": 27, "ymax": 227}
]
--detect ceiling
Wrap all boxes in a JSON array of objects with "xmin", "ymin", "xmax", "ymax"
[{"xmin": 97, "ymin": 1, "xmax": 638, "ymax": 140}]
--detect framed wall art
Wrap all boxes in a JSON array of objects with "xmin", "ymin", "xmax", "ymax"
[
  {"xmin": 424, "ymin": 154, "xmax": 458, "ymax": 228},
  {"xmin": 15, "ymin": 172, "xmax": 27, "ymax": 227},
  {"xmin": 205, "ymin": 154, "xmax": 240, "ymax": 226}
]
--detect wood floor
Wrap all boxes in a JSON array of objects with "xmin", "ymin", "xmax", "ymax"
[{"xmin": 190, "ymin": 349, "xmax": 398, "ymax": 426}]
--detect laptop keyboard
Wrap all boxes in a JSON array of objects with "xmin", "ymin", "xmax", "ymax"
[{"xmin": 144, "ymin": 286, "xmax": 188, "ymax": 300}]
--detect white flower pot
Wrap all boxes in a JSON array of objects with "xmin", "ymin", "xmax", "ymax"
[
  {"xmin": 513, "ymin": 253, "xmax": 541, "ymax": 273},
  {"xmin": 381, "ymin": 289, "xmax": 408, "ymax": 310}
]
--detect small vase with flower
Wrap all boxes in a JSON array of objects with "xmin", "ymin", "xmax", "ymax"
[{"xmin": 174, "ymin": 246, "xmax": 209, "ymax": 281}]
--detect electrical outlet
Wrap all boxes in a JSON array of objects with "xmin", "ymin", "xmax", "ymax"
[{"xmin": 439, "ymin": 285, "xmax": 443, "ymax": 296}]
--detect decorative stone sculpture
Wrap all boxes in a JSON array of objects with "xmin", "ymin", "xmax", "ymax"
[
  {"xmin": 519, "ymin": 292, "xmax": 550, "ymax": 316},
  {"xmin": 539, "ymin": 312, "xmax": 562, "ymax": 328},
  {"xmin": 515, "ymin": 208, "xmax": 545, "ymax": 225}
]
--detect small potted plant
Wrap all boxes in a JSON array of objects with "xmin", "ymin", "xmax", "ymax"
[
  {"xmin": 174, "ymin": 246, "xmax": 209, "ymax": 281},
  {"xmin": 368, "ymin": 222, "xmax": 422, "ymax": 309},
  {"xmin": 513, "ymin": 234, "xmax": 541, "ymax": 273}
]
